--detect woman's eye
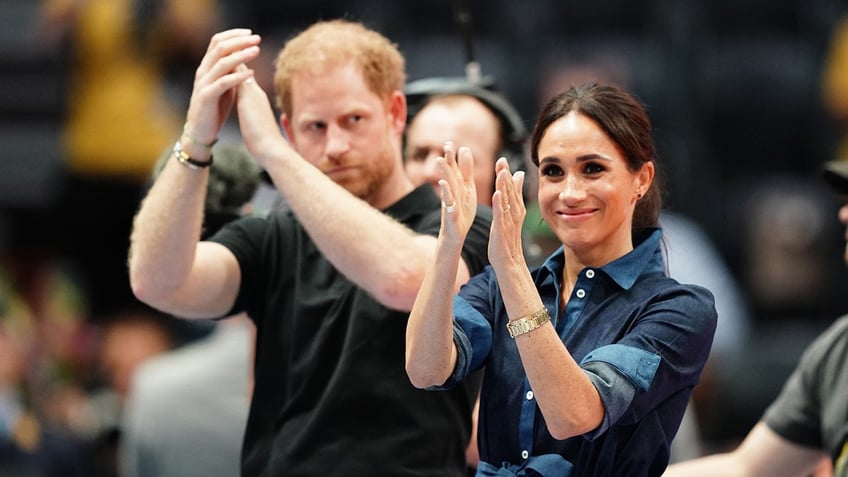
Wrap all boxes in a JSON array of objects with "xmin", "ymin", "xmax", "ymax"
[
  {"xmin": 583, "ymin": 162, "xmax": 605, "ymax": 174},
  {"xmin": 540, "ymin": 164, "xmax": 564, "ymax": 177}
]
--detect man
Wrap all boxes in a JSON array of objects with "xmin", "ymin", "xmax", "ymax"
[
  {"xmin": 404, "ymin": 78, "xmax": 527, "ymax": 207},
  {"xmin": 128, "ymin": 21, "xmax": 492, "ymax": 477},
  {"xmin": 663, "ymin": 158, "xmax": 848, "ymax": 476}
]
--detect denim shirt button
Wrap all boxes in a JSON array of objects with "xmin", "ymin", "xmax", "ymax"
[
  {"xmin": 521, "ymin": 450, "xmax": 529, "ymax": 460},
  {"xmin": 586, "ymin": 269, "xmax": 595, "ymax": 278},
  {"xmin": 525, "ymin": 390, "xmax": 534, "ymax": 400},
  {"xmin": 576, "ymin": 289, "xmax": 586, "ymax": 299}
]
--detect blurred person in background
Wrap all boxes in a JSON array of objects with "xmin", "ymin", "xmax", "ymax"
[
  {"xmin": 823, "ymin": 13, "xmax": 848, "ymax": 166},
  {"xmin": 663, "ymin": 156, "xmax": 848, "ymax": 477},
  {"xmin": 93, "ymin": 306, "xmax": 177, "ymax": 477},
  {"xmin": 32, "ymin": 0, "xmax": 222, "ymax": 320},
  {"xmin": 404, "ymin": 77, "xmax": 528, "ymax": 208},
  {"xmin": 0, "ymin": 267, "xmax": 94, "ymax": 476}
]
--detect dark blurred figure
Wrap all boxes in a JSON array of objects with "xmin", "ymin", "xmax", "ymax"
[
  {"xmin": 664, "ymin": 156, "xmax": 848, "ymax": 477},
  {"xmin": 823, "ymin": 15, "xmax": 848, "ymax": 162},
  {"xmin": 92, "ymin": 306, "xmax": 177, "ymax": 477},
  {"xmin": 28, "ymin": 0, "xmax": 221, "ymax": 320}
]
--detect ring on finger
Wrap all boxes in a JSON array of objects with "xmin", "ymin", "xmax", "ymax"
[{"xmin": 443, "ymin": 202, "xmax": 456, "ymax": 214}]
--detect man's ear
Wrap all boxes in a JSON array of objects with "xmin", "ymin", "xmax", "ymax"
[
  {"xmin": 280, "ymin": 114, "xmax": 293, "ymax": 141},
  {"xmin": 387, "ymin": 90, "xmax": 407, "ymax": 134}
]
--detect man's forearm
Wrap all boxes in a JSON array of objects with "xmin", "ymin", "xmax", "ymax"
[
  {"xmin": 129, "ymin": 153, "xmax": 209, "ymax": 306},
  {"xmin": 264, "ymin": 150, "xmax": 442, "ymax": 310},
  {"xmin": 235, "ymin": 79, "xmax": 471, "ymax": 311}
]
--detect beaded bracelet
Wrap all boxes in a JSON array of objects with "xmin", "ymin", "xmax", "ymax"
[{"xmin": 172, "ymin": 140, "xmax": 213, "ymax": 170}]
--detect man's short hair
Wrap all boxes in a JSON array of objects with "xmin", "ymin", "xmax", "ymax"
[{"xmin": 273, "ymin": 19, "xmax": 406, "ymax": 117}]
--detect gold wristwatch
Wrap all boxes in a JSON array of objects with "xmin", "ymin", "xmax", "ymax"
[{"xmin": 507, "ymin": 307, "xmax": 551, "ymax": 338}]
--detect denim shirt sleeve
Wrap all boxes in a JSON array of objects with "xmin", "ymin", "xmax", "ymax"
[
  {"xmin": 578, "ymin": 281, "xmax": 716, "ymax": 440},
  {"xmin": 580, "ymin": 344, "xmax": 660, "ymax": 438},
  {"xmin": 428, "ymin": 295, "xmax": 493, "ymax": 390},
  {"xmin": 425, "ymin": 266, "xmax": 497, "ymax": 390}
]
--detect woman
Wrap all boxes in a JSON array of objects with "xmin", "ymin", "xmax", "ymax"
[{"xmin": 406, "ymin": 83, "xmax": 717, "ymax": 476}]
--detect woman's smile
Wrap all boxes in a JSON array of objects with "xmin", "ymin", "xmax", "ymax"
[{"xmin": 555, "ymin": 207, "xmax": 598, "ymax": 222}]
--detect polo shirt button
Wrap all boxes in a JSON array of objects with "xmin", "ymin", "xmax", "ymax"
[
  {"xmin": 526, "ymin": 390, "xmax": 534, "ymax": 400},
  {"xmin": 586, "ymin": 269, "xmax": 595, "ymax": 278},
  {"xmin": 576, "ymin": 289, "xmax": 586, "ymax": 298},
  {"xmin": 521, "ymin": 450, "xmax": 529, "ymax": 459}
]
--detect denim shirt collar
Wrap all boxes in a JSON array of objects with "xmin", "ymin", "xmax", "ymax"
[{"xmin": 539, "ymin": 228, "xmax": 665, "ymax": 290}]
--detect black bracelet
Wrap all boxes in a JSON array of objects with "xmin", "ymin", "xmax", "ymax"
[{"xmin": 172, "ymin": 140, "xmax": 213, "ymax": 170}]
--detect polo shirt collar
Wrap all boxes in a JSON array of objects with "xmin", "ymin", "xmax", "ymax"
[{"xmin": 383, "ymin": 184, "xmax": 440, "ymax": 221}]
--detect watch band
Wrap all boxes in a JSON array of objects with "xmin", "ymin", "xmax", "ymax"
[
  {"xmin": 173, "ymin": 140, "xmax": 214, "ymax": 170},
  {"xmin": 507, "ymin": 307, "xmax": 551, "ymax": 338}
]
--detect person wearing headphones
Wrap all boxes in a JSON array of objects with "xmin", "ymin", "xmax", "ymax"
[{"xmin": 403, "ymin": 78, "xmax": 527, "ymax": 208}]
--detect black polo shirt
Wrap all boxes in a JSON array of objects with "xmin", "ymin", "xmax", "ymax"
[{"xmin": 209, "ymin": 185, "xmax": 492, "ymax": 477}]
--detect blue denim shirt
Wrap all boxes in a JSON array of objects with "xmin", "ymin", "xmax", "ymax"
[{"xmin": 443, "ymin": 229, "xmax": 717, "ymax": 476}]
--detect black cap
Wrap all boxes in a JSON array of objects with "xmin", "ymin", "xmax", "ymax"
[
  {"xmin": 821, "ymin": 159, "xmax": 848, "ymax": 194},
  {"xmin": 404, "ymin": 76, "xmax": 527, "ymax": 148}
]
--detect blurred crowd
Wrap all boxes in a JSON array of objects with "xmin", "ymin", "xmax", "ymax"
[{"xmin": 2, "ymin": 0, "xmax": 848, "ymax": 475}]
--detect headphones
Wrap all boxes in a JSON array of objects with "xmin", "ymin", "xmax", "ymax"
[{"xmin": 404, "ymin": 76, "xmax": 528, "ymax": 173}]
